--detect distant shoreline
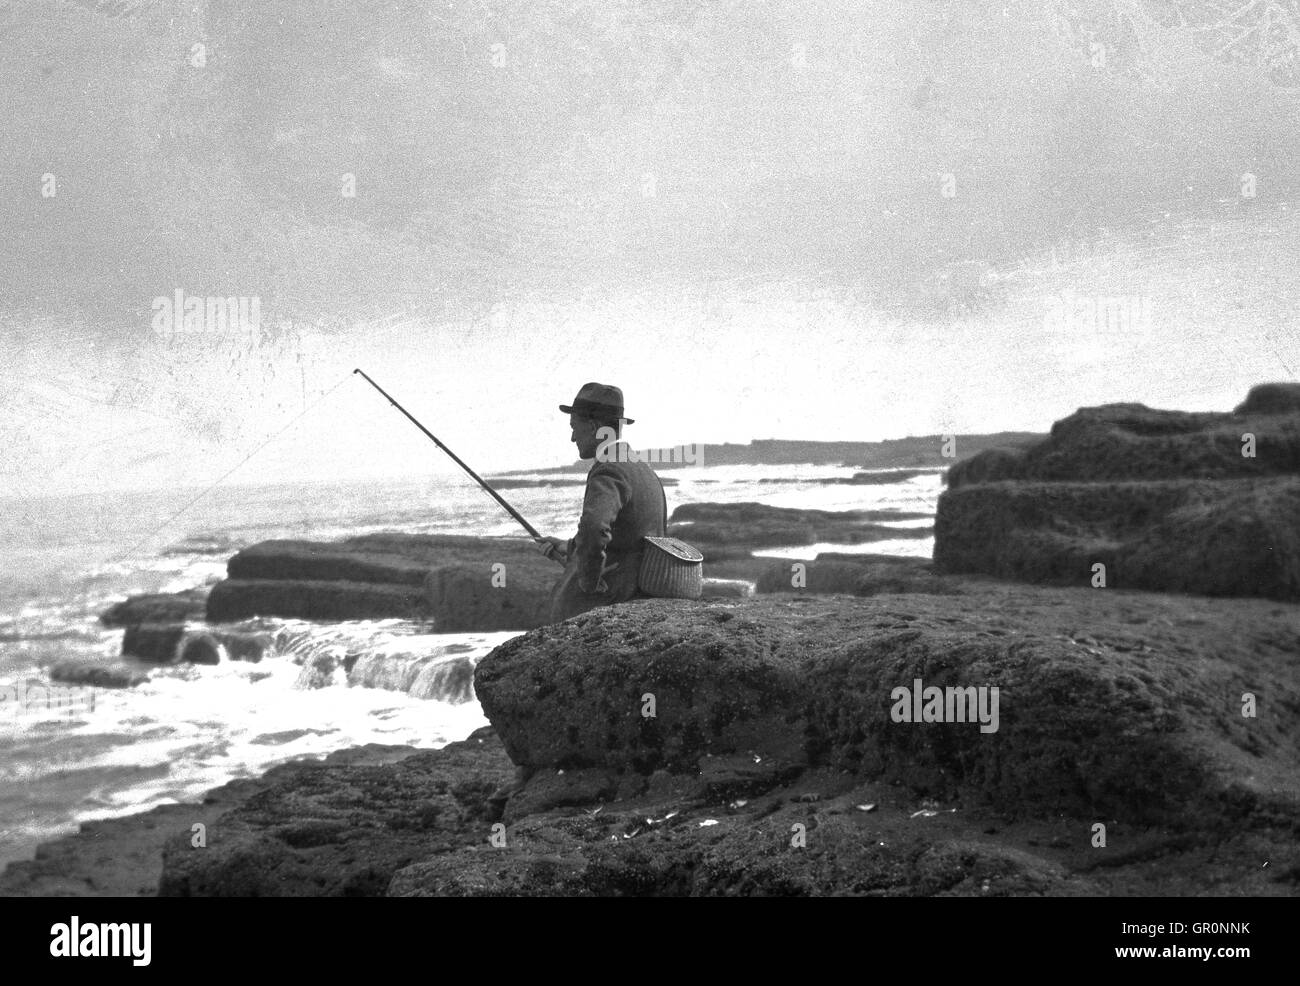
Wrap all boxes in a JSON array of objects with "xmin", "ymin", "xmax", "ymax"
[{"xmin": 494, "ymin": 432, "xmax": 1042, "ymax": 475}]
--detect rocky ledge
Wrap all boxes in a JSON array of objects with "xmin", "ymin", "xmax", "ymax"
[
  {"xmin": 14, "ymin": 584, "xmax": 1282, "ymax": 897},
  {"xmin": 97, "ymin": 505, "xmax": 932, "ymax": 655},
  {"xmin": 207, "ymin": 533, "xmax": 559, "ymax": 629},
  {"xmin": 936, "ymin": 383, "xmax": 1300, "ymax": 600}
]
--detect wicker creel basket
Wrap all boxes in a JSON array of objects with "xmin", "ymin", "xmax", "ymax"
[{"xmin": 638, "ymin": 536, "xmax": 704, "ymax": 599}]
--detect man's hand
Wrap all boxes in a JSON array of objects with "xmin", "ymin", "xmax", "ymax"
[{"xmin": 535, "ymin": 536, "xmax": 569, "ymax": 564}]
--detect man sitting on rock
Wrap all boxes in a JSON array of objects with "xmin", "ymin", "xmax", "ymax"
[
  {"xmin": 488, "ymin": 386, "xmax": 667, "ymax": 818},
  {"xmin": 536, "ymin": 383, "xmax": 668, "ymax": 623}
]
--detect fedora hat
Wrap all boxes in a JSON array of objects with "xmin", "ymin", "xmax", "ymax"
[{"xmin": 559, "ymin": 382, "xmax": 634, "ymax": 425}]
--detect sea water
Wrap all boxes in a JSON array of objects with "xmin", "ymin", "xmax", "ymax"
[{"xmin": 0, "ymin": 466, "xmax": 940, "ymax": 869}]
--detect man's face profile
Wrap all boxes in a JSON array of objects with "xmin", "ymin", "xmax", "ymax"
[{"xmin": 569, "ymin": 413, "xmax": 601, "ymax": 459}]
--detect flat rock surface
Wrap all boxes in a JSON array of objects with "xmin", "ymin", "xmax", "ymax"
[
  {"xmin": 756, "ymin": 554, "xmax": 963, "ymax": 596},
  {"xmin": 205, "ymin": 534, "xmax": 560, "ymax": 628},
  {"xmin": 100, "ymin": 588, "xmax": 210, "ymax": 627}
]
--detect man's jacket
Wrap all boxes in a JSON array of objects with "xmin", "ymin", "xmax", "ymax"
[{"xmin": 548, "ymin": 442, "xmax": 666, "ymax": 622}]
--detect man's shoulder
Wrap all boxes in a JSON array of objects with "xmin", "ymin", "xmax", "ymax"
[{"xmin": 590, "ymin": 452, "xmax": 661, "ymax": 481}]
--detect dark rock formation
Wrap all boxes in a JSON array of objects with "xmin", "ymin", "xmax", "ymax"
[
  {"xmin": 756, "ymin": 553, "xmax": 964, "ymax": 596},
  {"xmin": 845, "ymin": 468, "xmax": 935, "ymax": 484},
  {"xmin": 119, "ymin": 623, "xmax": 275, "ymax": 665},
  {"xmin": 1235, "ymin": 382, "xmax": 1300, "ymax": 416},
  {"xmin": 388, "ymin": 764, "xmax": 1090, "ymax": 897},
  {"xmin": 479, "ymin": 601, "xmax": 811, "ymax": 775},
  {"xmin": 121, "ymin": 623, "xmax": 185, "ymax": 663},
  {"xmin": 936, "ymin": 477, "xmax": 1300, "ymax": 599},
  {"xmin": 100, "ymin": 588, "xmax": 209, "ymax": 627},
  {"xmin": 205, "ymin": 534, "xmax": 559, "ymax": 629},
  {"xmin": 179, "ymin": 634, "xmax": 223, "ymax": 665},
  {"xmin": 49, "ymin": 660, "xmax": 149, "ymax": 689},
  {"xmin": 207, "ymin": 579, "xmax": 429, "ymax": 623},
  {"xmin": 424, "ymin": 563, "xmax": 554, "ymax": 632},
  {"xmin": 936, "ymin": 387, "xmax": 1300, "ymax": 600},
  {"xmin": 672, "ymin": 521, "xmax": 814, "ymax": 560},
  {"xmin": 157, "ymin": 733, "xmax": 511, "ymax": 896},
  {"xmin": 474, "ymin": 594, "xmax": 1298, "ymax": 826},
  {"xmin": 946, "ymin": 388, "xmax": 1300, "ymax": 487}
]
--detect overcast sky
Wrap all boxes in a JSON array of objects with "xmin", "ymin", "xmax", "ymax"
[{"xmin": 2, "ymin": 1, "xmax": 1296, "ymax": 498}]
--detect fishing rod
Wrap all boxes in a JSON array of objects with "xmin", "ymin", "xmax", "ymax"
[{"xmin": 353, "ymin": 368, "xmax": 548, "ymax": 544}]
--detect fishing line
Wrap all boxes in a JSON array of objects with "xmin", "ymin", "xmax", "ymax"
[{"xmin": 98, "ymin": 370, "xmax": 356, "ymax": 573}]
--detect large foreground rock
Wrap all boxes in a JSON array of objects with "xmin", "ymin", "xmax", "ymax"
[
  {"xmin": 142, "ymin": 585, "xmax": 1299, "ymax": 897},
  {"xmin": 936, "ymin": 385, "xmax": 1300, "ymax": 601},
  {"xmin": 475, "ymin": 592, "xmax": 1299, "ymax": 826},
  {"xmin": 206, "ymin": 533, "xmax": 559, "ymax": 629}
]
